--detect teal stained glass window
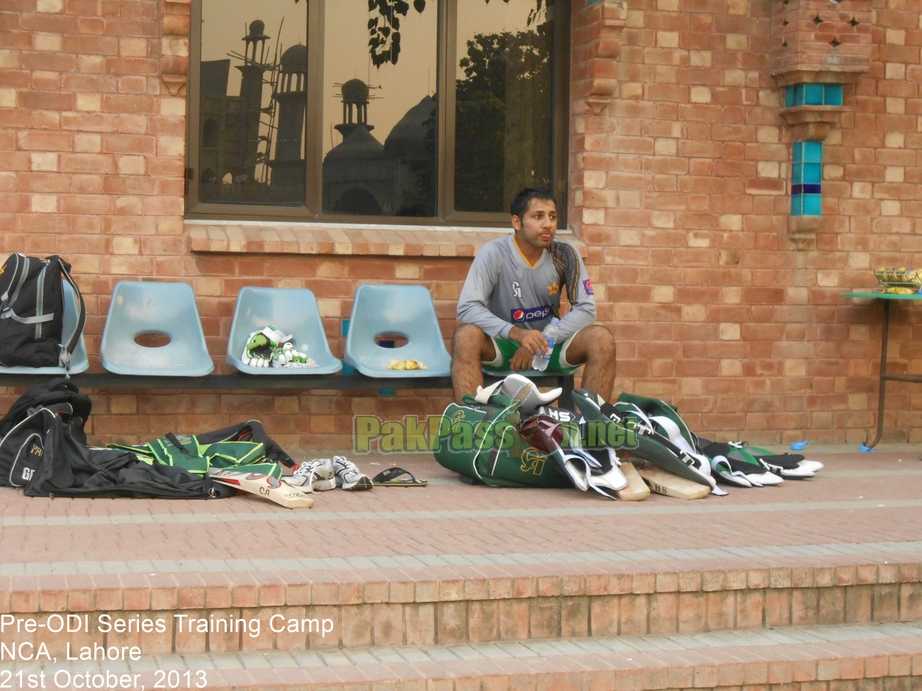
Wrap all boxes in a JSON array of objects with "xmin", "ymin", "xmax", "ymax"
[
  {"xmin": 785, "ymin": 83, "xmax": 843, "ymax": 108},
  {"xmin": 791, "ymin": 141, "xmax": 822, "ymax": 217}
]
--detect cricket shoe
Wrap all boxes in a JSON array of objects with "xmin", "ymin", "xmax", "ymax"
[
  {"xmin": 283, "ymin": 458, "xmax": 336, "ymax": 492},
  {"xmin": 333, "ymin": 456, "xmax": 374, "ymax": 491}
]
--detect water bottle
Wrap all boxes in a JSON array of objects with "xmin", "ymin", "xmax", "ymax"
[{"xmin": 532, "ymin": 318, "xmax": 560, "ymax": 371}]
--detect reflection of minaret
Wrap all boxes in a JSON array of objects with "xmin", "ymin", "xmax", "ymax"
[
  {"xmin": 237, "ymin": 20, "xmax": 269, "ymax": 180},
  {"xmin": 334, "ymin": 79, "xmax": 374, "ymax": 141},
  {"xmin": 269, "ymin": 44, "xmax": 307, "ymax": 189},
  {"xmin": 323, "ymin": 79, "xmax": 397, "ymax": 215}
]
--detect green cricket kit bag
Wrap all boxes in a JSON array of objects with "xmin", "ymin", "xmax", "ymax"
[
  {"xmin": 0, "ymin": 253, "xmax": 85, "ymax": 370},
  {"xmin": 434, "ymin": 393, "xmax": 571, "ymax": 488},
  {"xmin": 109, "ymin": 420, "xmax": 295, "ymax": 478},
  {"xmin": 434, "ymin": 375, "xmax": 632, "ymax": 495}
]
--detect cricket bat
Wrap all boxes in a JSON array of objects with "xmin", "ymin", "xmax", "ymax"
[
  {"xmin": 615, "ymin": 461, "xmax": 651, "ymax": 501},
  {"xmin": 632, "ymin": 461, "xmax": 711, "ymax": 500},
  {"xmin": 208, "ymin": 469, "xmax": 314, "ymax": 509}
]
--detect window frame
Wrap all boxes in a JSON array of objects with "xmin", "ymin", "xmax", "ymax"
[{"xmin": 185, "ymin": 0, "xmax": 570, "ymax": 227}]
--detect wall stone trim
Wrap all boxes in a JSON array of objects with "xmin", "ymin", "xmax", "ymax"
[
  {"xmin": 186, "ymin": 222, "xmax": 585, "ymax": 259},
  {"xmin": 571, "ymin": 0, "xmax": 628, "ymax": 117},
  {"xmin": 161, "ymin": 0, "xmax": 191, "ymax": 96}
]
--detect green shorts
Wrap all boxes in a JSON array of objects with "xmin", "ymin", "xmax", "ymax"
[{"xmin": 482, "ymin": 337, "xmax": 580, "ymax": 374}]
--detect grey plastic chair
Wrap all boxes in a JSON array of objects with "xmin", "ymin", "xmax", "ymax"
[
  {"xmin": 226, "ymin": 287, "xmax": 342, "ymax": 375},
  {"xmin": 344, "ymin": 284, "xmax": 451, "ymax": 378},
  {"xmin": 0, "ymin": 281, "xmax": 89, "ymax": 375},
  {"xmin": 100, "ymin": 281, "xmax": 214, "ymax": 376}
]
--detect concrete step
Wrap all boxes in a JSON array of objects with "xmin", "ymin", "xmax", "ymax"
[
  {"xmin": 2, "ymin": 559, "xmax": 920, "ymax": 655},
  {"xmin": 3, "ymin": 622, "xmax": 921, "ymax": 690}
]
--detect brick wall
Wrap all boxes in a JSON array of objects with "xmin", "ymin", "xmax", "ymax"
[
  {"xmin": 1, "ymin": 0, "xmax": 921, "ymax": 454},
  {"xmin": 569, "ymin": 0, "xmax": 922, "ymax": 445}
]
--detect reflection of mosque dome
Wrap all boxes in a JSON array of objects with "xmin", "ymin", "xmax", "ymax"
[
  {"xmin": 281, "ymin": 44, "xmax": 308, "ymax": 72},
  {"xmin": 384, "ymin": 95, "xmax": 435, "ymax": 162},
  {"xmin": 325, "ymin": 127, "xmax": 384, "ymax": 161},
  {"xmin": 341, "ymin": 79, "xmax": 369, "ymax": 104}
]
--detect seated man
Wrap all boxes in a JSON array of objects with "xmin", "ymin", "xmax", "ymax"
[{"xmin": 451, "ymin": 187, "xmax": 616, "ymax": 402}]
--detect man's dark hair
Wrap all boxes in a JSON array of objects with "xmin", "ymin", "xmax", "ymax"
[{"xmin": 510, "ymin": 187, "xmax": 556, "ymax": 219}]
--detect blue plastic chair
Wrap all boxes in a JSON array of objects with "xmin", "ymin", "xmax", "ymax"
[
  {"xmin": 0, "ymin": 281, "xmax": 89, "ymax": 375},
  {"xmin": 226, "ymin": 287, "xmax": 342, "ymax": 375},
  {"xmin": 344, "ymin": 284, "xmax": 451, "ymax": 378},
  {"xmin": 100, "ymin": 281, "xmax": 214, "ymax": 376}
]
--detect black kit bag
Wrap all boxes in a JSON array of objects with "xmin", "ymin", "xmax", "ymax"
[
  {"xmin": 0, "ymin": 406, "xmax": 60, "ymax": 488},
  {"xmin": 0, "ymin": 379, "xmax": 93, "ymax": 486},
  {"xmin": 22, "ymin": 414, "xmax": 235, "ymax": 500},
  {"xmin": 0, "ymin": 406, "xmax": 234, "ymax": 499},
  {"xmin": 0, "ymin": 378, "xmax": 92, "ymax": 444},
  {"xmin": 0, "ymin": 381, "xmax": 232, "ymax": 499},
  {"xmin": 0, "ymin": 253, "xmax": 86, "ymax": 370}
]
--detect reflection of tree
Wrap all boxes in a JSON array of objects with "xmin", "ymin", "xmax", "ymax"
[
  {"xmin": 454, "ymin": 24, "xmax": 551, "ymax": 212},
  {"xmin": 364, "ymin": 0, "xmax": 549, "ymax": 67}
]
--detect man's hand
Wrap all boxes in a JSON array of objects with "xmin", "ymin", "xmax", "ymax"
[
  {"xmin": 509, "ymin": 326, "xmax": 549, "ymax": 355},
  {"xmin": 509, "ymin": 326, "xmax": 548, "ymax": 370},
  {"xmin": 508, "ymin": 347, "xmax": 534, "ymax": 371}
]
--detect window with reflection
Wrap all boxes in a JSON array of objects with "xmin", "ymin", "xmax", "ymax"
[
  {"xmin": 321, "ymin": 0, "xmax": 437, "ymax": 217},
  {"xmin": 187, "ymin": 0, "xmax": 568, "ymax": 224},
  {"xmin": 454, "ymin": 1, "xmax": 554, "ymax": 213},
  {"xmin": 197, "ymin": 0, "xmax": 308, "ymax": 206}
]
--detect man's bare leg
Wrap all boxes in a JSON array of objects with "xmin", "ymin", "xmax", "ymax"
[
  {"xmin": 451, "ymin": 324, "xmax": 497, "ymax": 402},
  {"xmin": 563, "ymin": 325, "xmax": 617, "ymax": 401}
]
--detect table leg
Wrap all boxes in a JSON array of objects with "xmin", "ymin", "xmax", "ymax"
[{"xmin": 866, "ymin": 299, "xmax": 891, "ymax": 448}]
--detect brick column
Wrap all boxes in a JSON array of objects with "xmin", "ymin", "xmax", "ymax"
[{"xmin": 569, "ymin": 0, "xmax": 626, "ymax": 240}]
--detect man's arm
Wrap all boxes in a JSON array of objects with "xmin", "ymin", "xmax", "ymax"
[{"xmin": 456, "ymin": 247, "xmax": 515, "ymax": 339}]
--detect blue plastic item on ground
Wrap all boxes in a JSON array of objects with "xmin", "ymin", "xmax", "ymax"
[
  {"xmin": 226, "ymin": 287, "xmax": 342, "ymax": 375},
  {"xmin": 0, "ymin": 280, "xmax": 89, "ymax": 375},
  {"xmin": 791, "ymin": 441, "xmax": 809, "ymax": 451},
  {"xmin": 344, "ymin": 284, "xmax": 451, "ymax": 378},
  {"xmin": 100, "ymin": 281, "xmax": 214, "ymax": 377}
]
